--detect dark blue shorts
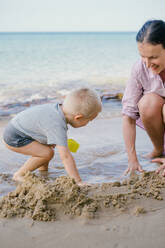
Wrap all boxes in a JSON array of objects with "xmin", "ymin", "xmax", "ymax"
[{"xmin": 3, "ymin": 123, "xmax": 34, "ymax": 147}]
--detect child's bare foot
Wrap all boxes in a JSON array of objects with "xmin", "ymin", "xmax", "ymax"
[
  {"xmin": 143, "ymin": 149, "xmax": 163, "ymax": 159},
  {"xmin": 38, "ymin": 164, "xmax": 48, "ymax": 171},
  {"xmin": 12, "ymin": 173, "xmax": 25, "ymax": 183}
]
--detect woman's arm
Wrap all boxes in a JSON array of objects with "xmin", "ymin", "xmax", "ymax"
[{"xmin": 122, "ymin": 115, "xmax": 144, "ymax": 173}]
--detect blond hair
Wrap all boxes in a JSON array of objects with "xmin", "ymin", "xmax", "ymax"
[{"xmin": 62, "ymin": 88, "xmax": 102, "ymax": 118}]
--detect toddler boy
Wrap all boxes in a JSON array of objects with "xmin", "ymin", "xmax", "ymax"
[{"xmin": 3, "ymin": 88, "xmax": 102, "ymax": 185}]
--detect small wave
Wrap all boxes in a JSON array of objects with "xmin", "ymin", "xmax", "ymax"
[
  {"xmin": 0, "ymin": 86, "xmax": 123, "ymax": 117},
  {"xmin": 0, "ymin": 97, "xmax": 58, "ymax": 117}
]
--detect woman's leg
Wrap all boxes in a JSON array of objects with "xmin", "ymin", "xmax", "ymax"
[
  {"xmin": 5, "ymin": 141, "xmax": 54, "ymax": 181},
  {"xmin": 138, "ymin": 93, "xmax": 165, "ymax": 158},
  {"xmin": 162, "ymin": 103, "xmax": 165, "ymax": 124}
]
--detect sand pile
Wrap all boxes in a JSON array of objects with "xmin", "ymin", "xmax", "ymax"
[
  {"xmin": 0, "ymin": 171, "xmax": 165, "ymax": 221},
  {"xmin": 0, "ymin": 173, "xmax": 97, "ymax": 221}
]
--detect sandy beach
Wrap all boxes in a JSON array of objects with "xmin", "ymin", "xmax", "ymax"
[{"xmin": 0, "ymin": 116, "xmax": 165, "ymax": 248}]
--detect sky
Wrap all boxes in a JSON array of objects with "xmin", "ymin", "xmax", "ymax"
[{"xmin": 0, "ymin": 0, "xmax": 165, "ymax": 32}]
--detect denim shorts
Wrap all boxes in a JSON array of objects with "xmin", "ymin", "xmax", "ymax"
[{"xmin": 3, "ymin": 123, "xmax": 34, "ymax": 147}]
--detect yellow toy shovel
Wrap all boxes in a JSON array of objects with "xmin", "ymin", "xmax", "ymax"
[{"xmin": 67, "ymin": 139, "xmax": 80, "ymax": 153}]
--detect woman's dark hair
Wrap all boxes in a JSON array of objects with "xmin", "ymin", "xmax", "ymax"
[{"xmin": 136, "ymin": 20, "xmax": 165, "ymax": 49}]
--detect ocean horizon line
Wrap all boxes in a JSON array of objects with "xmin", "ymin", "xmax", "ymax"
[{"xmin": 0, "ymin": 31, "xmax": 137, "ymax": 34}]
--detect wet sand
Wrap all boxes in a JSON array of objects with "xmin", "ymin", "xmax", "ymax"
[
  {"xmin": 0, "ymin": 171, "xmax": 165, "ymax": 248},
  {"xmin": 1, "ymin": 206, "xmax": 165, "ymax": 248},
  {"xmin": 0, "ymin": 116, "xmax": 165, "ymax": 247}
]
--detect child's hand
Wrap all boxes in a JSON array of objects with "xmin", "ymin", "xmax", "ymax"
[
  {"xmin": 13, "ymin": 173, "xmax": 25, "ymax": 183},
  {"xmin": 77, "ymin": 181, "xmax": 92, "ymax": 187}
]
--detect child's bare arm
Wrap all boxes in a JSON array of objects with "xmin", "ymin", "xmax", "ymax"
[{"xmin": 56, "ymin": 145, "xmax": 82, "ymax": 184}]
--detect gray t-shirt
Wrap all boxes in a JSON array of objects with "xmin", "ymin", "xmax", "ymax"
[{"xmin": 11, "ymin": 103, "xmax": 68, "ymax": 146}]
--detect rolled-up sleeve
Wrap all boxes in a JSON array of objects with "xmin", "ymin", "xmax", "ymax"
[{"xmin": 122, "ymin": 62, "xmax": 143, "ymax": 120}]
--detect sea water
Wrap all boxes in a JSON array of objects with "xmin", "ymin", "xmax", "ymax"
[{"xmin": 0, "ymin": 32, "xmax": 138, "ymax": 115}]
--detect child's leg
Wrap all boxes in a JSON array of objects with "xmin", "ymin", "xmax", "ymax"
[
  {"xmin": 38, "ymin": 163, "xmax": 49, "ymax": 171},
  {"xmin": 5, "ymin": 141, "xmax": 54, "ymax": 181},
  {"xmin": 38, "ymin": 145, "xmax": 54, "ymax": 171}
]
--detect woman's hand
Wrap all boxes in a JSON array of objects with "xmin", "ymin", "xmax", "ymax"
[
  {"xmin": 124, "ymin": 161, "xmax": 144, "ymax": 175},
  {"xmin": 152, "ymin": 158, "xmax": 165, "ymax": 176}
]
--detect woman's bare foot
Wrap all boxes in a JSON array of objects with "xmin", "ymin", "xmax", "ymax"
[
  {"xmin": 143, "ymin": 149, "xmax": 163, "ymax": 159},
  {"xmin": 12, "ymin": 173, "xmax": 25, "ymax": 183}
]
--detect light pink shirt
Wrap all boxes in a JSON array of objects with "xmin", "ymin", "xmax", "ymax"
[{"xmin": 122, "ymin": 59, "xmax": 165, "ymax": 120}]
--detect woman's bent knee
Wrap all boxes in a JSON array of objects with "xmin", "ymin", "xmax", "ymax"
[
  {"xmin": 162, "ymin": 104, "xmax": 165, "ymax": 123},
  {"xmin": 138, "ymin": 93, "xmax": 165, "ymax": 117}
]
